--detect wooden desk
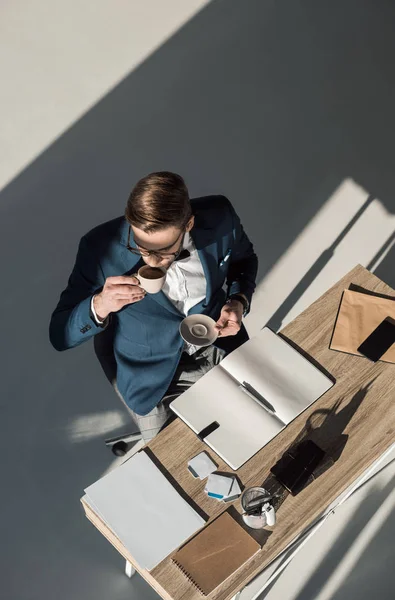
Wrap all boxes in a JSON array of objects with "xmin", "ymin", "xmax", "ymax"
[{"xmin": 81, "ymin": 265, "xmax": 395, "ymax": 600}]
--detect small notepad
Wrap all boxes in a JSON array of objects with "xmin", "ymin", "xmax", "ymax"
[
  {"xmin": 188, "ymin": 452, "xmax": 217, "ymax": 479},
  {"xmin": 205, "ymin": 473, "xmax": 233, "ymax": 499},
  {"xmin": 172, "ymin": 511, "xmax": 260, "ymax": 595}
]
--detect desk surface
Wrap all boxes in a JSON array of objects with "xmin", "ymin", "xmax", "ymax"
[{"xmin": 82, "ymin": 265, "xmax": 395, "ymax": 600}]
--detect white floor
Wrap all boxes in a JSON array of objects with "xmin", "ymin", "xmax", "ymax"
[{"xmin": 1, "ymin": 2, "xmax": 394, "ymax": 599}]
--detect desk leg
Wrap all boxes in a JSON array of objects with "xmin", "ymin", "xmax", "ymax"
[{"xmin": 125, "ymin": 560, "xmax": 136, "ymax": 578}]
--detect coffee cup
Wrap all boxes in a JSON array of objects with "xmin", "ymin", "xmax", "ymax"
[{"xmin": 137, "ymin": 265, "xmax": 166, "ymax": 294}]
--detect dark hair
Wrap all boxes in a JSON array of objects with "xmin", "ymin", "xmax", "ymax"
[{"xmin": 125, "ymin": 171, "xmax": 192, "ymax": 232}]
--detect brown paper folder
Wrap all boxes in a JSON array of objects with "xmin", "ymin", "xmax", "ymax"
[
  {"xmin": 330, "ymin": 289, "xmax": 395, "ymax": 363},
  {"xmin": 172, "ymin": 511, "xmax": 260, "ymax": 596}
]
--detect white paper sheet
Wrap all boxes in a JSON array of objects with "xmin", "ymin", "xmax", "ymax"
[{"xmin": 84, "ymin": 451, "xmax": 205, "ymax": 570}]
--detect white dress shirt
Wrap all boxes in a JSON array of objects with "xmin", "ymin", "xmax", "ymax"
[
  {"xmin": 91, "ymin": 232, "xmax": 207, "ymax": 354},
  {"xmin": 161, "ymin": 232, "xmax": 206, "ymax": 315}
]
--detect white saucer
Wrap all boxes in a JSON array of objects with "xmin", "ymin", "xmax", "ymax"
[{"xmin": 179, "ymin": 315, "xmax": 218, "ymax": 347}]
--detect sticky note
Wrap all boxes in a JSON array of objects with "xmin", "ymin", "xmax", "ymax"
[
  {"xmin": 188, "ymin": 452, "xmax": 217, "ymax": 480},
  {"xmin": 204, "ymin": 473, "xmax": 233, "ymax": 499}
]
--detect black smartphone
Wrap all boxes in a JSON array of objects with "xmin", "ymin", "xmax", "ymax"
[{"xmin": 357, "ymin": 317, "xmax": 395, "ymax": 362}]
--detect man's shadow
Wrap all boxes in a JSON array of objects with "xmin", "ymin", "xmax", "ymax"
[{"xmin": 290, "ymin": 379, "xmax": 375, "ymax": 473}]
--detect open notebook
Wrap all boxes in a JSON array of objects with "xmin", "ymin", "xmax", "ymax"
[{"xmin": 170, "ymin": 327, "xmax": 334, "ymax": 470}]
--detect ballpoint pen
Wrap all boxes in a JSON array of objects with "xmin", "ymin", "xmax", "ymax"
[
  {"xmin": 242, "ymin": 494, "xmax": 273, "ymax": 515},
  {"xmin": 238, "ymin": 380, "xmax": 276, "ymax": 415}
]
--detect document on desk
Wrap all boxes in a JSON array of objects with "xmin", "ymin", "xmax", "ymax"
[
  {"xmin": 83, "ymin": 451, "xmax": 205, "ymax": 570},
  {"xmin": 170, "ymin": 327, "xmax": 334, "ymax": 470}
]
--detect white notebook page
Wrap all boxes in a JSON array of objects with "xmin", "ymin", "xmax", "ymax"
[
  {"xmin": 221, "ymin": 327, "xmax": 334, "ymax": 424},
  {"xmin": 170, "ymin": 364, "xmax": 284, "ymax": 469}
]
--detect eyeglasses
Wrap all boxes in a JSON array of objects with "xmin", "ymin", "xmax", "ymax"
[{"xmin": 126, "ymin": 225, "xmax": 185, "ymax": 259}]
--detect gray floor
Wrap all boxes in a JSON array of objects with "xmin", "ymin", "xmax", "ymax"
[{"xmin": 1, "ymin": 1, "xmax": 395, "ymax": 599}]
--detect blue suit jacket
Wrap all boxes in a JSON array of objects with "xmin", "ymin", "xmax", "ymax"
[{"xmin": 50, "ymin": 195, "xmax": 258, "ymax": 414}]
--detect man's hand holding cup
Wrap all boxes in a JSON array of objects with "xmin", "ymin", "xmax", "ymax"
[{"xmin": 93, "ymin": 276, "xmax": 146, "ymax": 321}]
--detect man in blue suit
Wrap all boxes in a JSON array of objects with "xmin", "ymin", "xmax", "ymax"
[{"xmin": 50, "ymin": 172, "xmax": 258, "ymax": 441}]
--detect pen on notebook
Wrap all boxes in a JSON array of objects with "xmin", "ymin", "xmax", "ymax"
[{"xmin": 238, "ymin": 381, "xmax": 276, "ymax": 415}]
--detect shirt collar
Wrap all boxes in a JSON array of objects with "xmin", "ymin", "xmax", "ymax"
[
  {"xmin": 170, "ymin": 232, "xmax": 195, "ymax": 267},
  {"xmin": 183, "ymin": 231, "xmax": 194, "ymax": 251}
]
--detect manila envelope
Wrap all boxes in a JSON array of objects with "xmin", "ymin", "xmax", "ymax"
[{"xmin": 330, "ymin": 288, "xmax": 395, "ymax": 363}]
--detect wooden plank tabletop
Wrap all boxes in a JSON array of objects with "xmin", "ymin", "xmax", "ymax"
[{"xmin": 82, "ymin": 265, "xmax": 395, "ymax": 600}]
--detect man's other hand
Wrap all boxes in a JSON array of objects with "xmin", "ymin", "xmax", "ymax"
[{"xmin": 215, "ymin": 300, "xmax": 243, "ymax": 337}]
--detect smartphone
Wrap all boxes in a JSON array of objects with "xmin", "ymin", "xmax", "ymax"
[{"xmin": 357, "ymin": 317, "xmax": 395, "ymax": 362}]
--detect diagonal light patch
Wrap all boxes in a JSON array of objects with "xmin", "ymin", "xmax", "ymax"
[
  {"xmin": 0, "ymin": 0, "xmax": 211, "ymax": 191},
  {"xmin": 314, "ymin": 486, "xmax": 395, "ymax": 600},
  {"xmin": 66, "ymin": 410, "xmax": 129, "ymax": 443},
  {"xmin": 245, "ymin": 178, "xmax": 395, "ymax": 336}
]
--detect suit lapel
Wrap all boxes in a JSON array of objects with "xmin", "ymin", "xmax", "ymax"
[{"xmin": 149, "ymin": 289, "xmax": 184, "ymax": 317}]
